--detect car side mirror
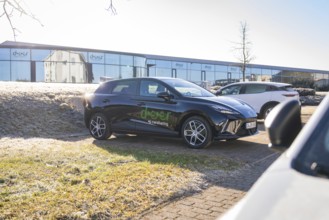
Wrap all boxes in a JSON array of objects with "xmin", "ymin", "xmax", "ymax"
[
  {"xmin": 157, "ymin": 91, "xmax": 172, "ymax": 101},
  {"xmin": 264, "ymin": 99, "xmax": 302, "ymax": 152},
  {"xmin": 216, "ymin": 90, "xmax": 222, "ymax": 96}
]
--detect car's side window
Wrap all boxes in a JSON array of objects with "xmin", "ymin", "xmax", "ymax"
[
  {"xmin": 111, "ymin": 80, "xmax": 138, "ymax": 95},
  {"xmin": 140, "ymin": 80, "xmax": 168, "ymax": 97},
  {"xmin": 266, "ymin": 85, "xmax": 279, "ymax": 91},
  {"xmin": 244, "ymin": 84, "xmax": 267, "ymax": 94},
  {"xmin": 221, "ymin": 85, "xmax": 242, "ymax": 95},
  {"xmin": 95, "ymin": 82, "xmax": 113, "ymax": 94}
]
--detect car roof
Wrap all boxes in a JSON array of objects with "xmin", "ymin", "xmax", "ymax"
[
  {"xmin": 222, "ymin": 81, "xmax": 292, "ymax": 87},
  {"xmin": 101, "ymin": 77, "xmax": 184, "ymax": 85}
]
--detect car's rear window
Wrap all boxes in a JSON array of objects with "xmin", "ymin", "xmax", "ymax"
[
  {"xmin": 280, "ymin": 85, "xmax": 295, "ymax": 91},
  {"xmin": 266, "ymin": 84, "xmax": 294, "ymax": 92},
  {"xmin": 95, "ymin": 80, "xmax": 138, "ymax": 95},
  {"xmin": 95, "ymin": 82, "xmax": 112, "ymax": 94},
  {"xmin": 111, "ymin": 80, "xmax": 138, "ymax": 95}
]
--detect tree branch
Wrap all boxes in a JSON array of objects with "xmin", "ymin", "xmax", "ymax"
[
  {"xmin": 106, "ymin": 0, "xmax": 117, "ymax": 15},
  {"xmin": 1, "ymin": 0, "xmax": 43, "ymax": 41},
  {"xmin": 2, "ymin": 0, "xmax": 17, "ymax": 40},
  {"xmin": 1, "ymin": 0, "xmax": 116, "ymax": 41}
]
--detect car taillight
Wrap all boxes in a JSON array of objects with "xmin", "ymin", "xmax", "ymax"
[{"xmin": 282, "ymin": 94, "xmax": 297, "ymax": 97}]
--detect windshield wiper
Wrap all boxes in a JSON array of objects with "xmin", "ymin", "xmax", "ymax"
[{"xmin": 311, "ymin": 162, "xmax": 329, "ymax": 178}]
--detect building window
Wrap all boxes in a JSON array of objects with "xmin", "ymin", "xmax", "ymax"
[
  {"xmin": 156, "ymin": 60, "xmax": 171, "ymax": 68},
  {"xmin": 31, "ymin": 49, "xmax": 51, "ymax": 61},
  {"xmin": 120, "ymin": 55, "xmax": 133, "ymax": 66},
  {"xmin": 105, "ymin": 65, "xmax": 120, "ymax": 79},
  {"xmin": 134, "ymin": 56, "xmax": 146, "ymax": 67},
  {"xmin": 120, "ymin": 66, "xmax": 133, "ymax": 78},
  {"xmin": 0, "ymin": 48, "xmax": 10, "ymax": 60},
  {"xmin": 88, "ymin": 52, "xmax": 104, "ymax": 64},
  {"xmin": 11, "ymin": 61, "xmax": 30, "ymax": 81},
  {"xmin": 105, "ymin": 54, "xmax": 119, "ymax": 65},
  {"xmin": 202, "ymin": 64, "xmax": 214, "ymax": 71},
  {"xmin": 11, "ymin": 49, "xmax": 30, "ymax": 61},
  {"xmin": 92, "ymin": 64, "xmax": 105, "ymax": 83},
  {"xmin": 189, "ymin": 63, "xmax": 201, "ymax": 70},
  {"xmin": 156, "ymin": 68, "xmax": 171, "ymax": 77},
  {"xmin": 0, "ymin": 61, "xmax": 10, "ymax": 80},
  {"xmin": 172, "ymin": 62, "xmax": 187, "ymax": 69}
]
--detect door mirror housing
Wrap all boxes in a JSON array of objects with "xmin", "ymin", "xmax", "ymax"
[
  {"xmin": 216, "ymin": 90, "xmax": 222, "ymax": 96},
  {"xmin": 265, "ymin": 99, "xmax": 302, "ymax": 151},
  {"xmin": 157, "ymin": 92, "xmax": 172, "ymax": 101}
]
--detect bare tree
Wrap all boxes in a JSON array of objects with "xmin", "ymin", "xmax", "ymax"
[
  {"xmin": 0, "ymin": 0, "xmax": 117, "ymax": 40},
  {"xmin": 233, "ymin": 21, "xmax": 255, "ymax": 82}
]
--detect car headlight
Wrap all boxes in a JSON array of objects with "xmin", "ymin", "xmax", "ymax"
[{"xmin": 211, "ymin": 105, "xmax": 240, "ymax": 115}]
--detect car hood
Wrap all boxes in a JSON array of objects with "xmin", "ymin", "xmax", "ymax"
[
  {"xmin": 198, "ymin": 96, "xmax": 257, "ymax": 118},
  {"xmin": 221, "ymin": 155, "xmax": 329, "ymax": 220}
]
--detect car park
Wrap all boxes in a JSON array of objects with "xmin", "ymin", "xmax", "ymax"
[
  {"xmin": 83, "ymin": 77, "xmax": 258, "ymax": 148},
  {"xmin": 221, "ymin": 94, "xmax": 329, "ymax": 220},
  {"xmin": 216, "ymin": 82, "xmax": 300, "ymax": 119}
]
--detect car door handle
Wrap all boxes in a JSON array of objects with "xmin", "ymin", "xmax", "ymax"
[
  {"xmin": 102, "ymin": 99, "xmax": 110, "ymax": 103},
  {"xmin": 137, "ymin": 102, "xmax": 145, "ymax": 106}
]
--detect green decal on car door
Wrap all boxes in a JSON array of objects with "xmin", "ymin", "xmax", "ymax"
[{"xmin": 141, "ymin": 107, "xmax": 171, "ymax": 122}]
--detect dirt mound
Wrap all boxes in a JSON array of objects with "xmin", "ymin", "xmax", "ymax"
[{"xmin": 0, "ymin": 82, "xmax": 98, "ymax": 138}]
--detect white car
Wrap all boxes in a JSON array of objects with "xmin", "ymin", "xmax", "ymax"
[
  {"xmin": 221, "ymin": 95, "xmax": 329, "ymax": 220},
  {"xmin": 216, "ymin": 82, "xmax": 300, "ymax": 119}
]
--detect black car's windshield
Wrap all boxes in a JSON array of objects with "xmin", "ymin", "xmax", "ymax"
[{"xmin": 163, "ymin": 79, "xmax": 215, "ymax": 97}]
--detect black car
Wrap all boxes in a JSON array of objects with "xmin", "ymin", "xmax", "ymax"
[{"xmin": 83, "ymin": 77, "xmax": 258, "ymax": 148}]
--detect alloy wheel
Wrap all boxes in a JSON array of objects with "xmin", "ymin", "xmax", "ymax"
[
  {"xmin": 89, "ymin": 113, "xmax": 111, "ymax": 140},
  {"xmin": 183, "ymin": 117, "xmax": 211, "ymax": 148}
]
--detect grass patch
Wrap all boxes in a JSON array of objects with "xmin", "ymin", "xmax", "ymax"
[{"xmin": 0, "ymin": 139, "xmax": 241, "ymax": 219}]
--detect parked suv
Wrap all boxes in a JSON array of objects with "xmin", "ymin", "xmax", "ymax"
[{"xmin": 216, "ymin": 82, "xmax": 299, "ymax": 119}]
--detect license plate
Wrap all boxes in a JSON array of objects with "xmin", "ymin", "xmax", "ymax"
[{"xmin": 246, "ymin": 121, "xmax": 257, "ymax": 129}]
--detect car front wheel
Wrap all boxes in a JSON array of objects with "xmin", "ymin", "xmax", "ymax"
[
  {"xmin": 89, "ymin": 113, "xmax": 112, "ymax": 140},
  {"xmin": 181, "ymin": 116, "xmax": 212, "ymax": 149}
]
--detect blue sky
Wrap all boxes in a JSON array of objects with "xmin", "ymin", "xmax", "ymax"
[{"xmin": 1, "ymin": 0, "xmax": 329, "ymax": 70}]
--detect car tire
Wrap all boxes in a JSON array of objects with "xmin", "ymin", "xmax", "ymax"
[
  {"xmin": 262, "ymin": 103, "xmax": 277, "ymax": 119},
  {"xmin": 181, "ymin": 116, "xmax": 213, "ymax": 149},
  {"xmin": 89, "ymin": 113, "xmax": 112, "ymax": 140}
]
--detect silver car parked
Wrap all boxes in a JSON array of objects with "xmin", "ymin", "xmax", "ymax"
[{"xmin": 216, "ymin": 82, "xmax": 300, "ymax": 119}]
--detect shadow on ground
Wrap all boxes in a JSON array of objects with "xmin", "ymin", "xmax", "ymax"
[{"xmin": 92, "ymin": 131, "xmax": 279, "ymax": 192}]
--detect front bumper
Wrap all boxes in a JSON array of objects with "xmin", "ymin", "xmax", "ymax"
[{"xmin": 214, "ymin": 118, "xmax": 258, "ymax": 140}]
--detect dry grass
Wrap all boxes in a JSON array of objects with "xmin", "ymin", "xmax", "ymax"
[
  {"xmin": 0, "ymin": 82, "xmax": 242, "ymax": 219},
  {"xmin": 0, "ymin": 138, "xmax": 240, "ymax": 219}
]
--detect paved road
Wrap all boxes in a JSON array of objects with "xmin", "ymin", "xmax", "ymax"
[
  {"xmin": 141, "ymin": 154, "xmax": 278, "ymax": 220},
  {"xmin": 140, "ymin": 125, "xmax": 280, "ymax": 220},
  {"xmin": 140, "ymin": 106, "xmax": 315, "ymax": 220}
]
